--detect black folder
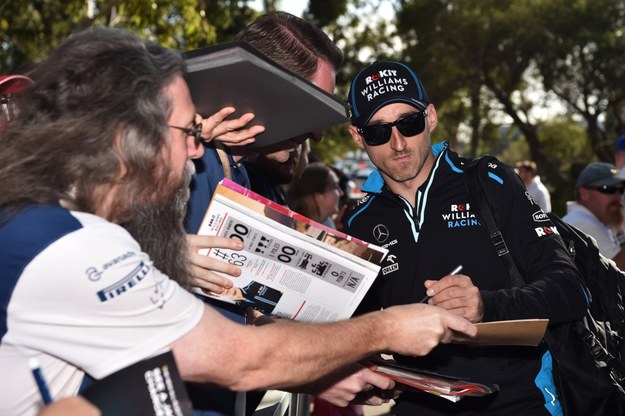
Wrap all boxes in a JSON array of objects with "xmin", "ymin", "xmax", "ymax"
[{"xmin": 184, "ymin": 41, "xmax": 348, "ymax": 148}]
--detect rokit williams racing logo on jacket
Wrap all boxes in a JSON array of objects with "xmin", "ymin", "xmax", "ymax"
[{"xmin": 441, "ymin": 203, "xmax": 479, "ymax": 228}]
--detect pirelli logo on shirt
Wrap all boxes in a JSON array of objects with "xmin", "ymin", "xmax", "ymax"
[{"xmin": 97, "ymin": 261, "xmax": 151, "ymax": 302}]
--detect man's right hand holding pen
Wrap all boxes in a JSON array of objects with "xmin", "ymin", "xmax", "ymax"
[{"xmin": 421, "ymin": 265, "xmax": 485, "ymax": 323}]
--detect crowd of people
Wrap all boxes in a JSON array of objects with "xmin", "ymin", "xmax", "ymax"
[{"xmin": 0, "ymin": 9, "xmax": 624, "ymax": 416}]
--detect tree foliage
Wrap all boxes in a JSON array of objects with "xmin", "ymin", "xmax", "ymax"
[
  {"xmin": 394, "ymin": 0, "xmax": 625, "ymax": 211},
  {"xmin": 0, "ymin": 0, "xmax": 261, "ymax": 73},
  {"xmin": 4, "ymin": 0, "xmax": 625, "ymax": 209},
  {"xmin": 536, "ymin": 0, "xmax": 625, "ymax": 160},
  {"xmin": 311, "ymin": 0, "xmax": 405, "ymax": 162}
]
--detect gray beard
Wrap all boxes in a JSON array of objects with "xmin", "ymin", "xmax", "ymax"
[{"xmin": 121, "ymin": 162, "xmax": 194, "ymax": 289}]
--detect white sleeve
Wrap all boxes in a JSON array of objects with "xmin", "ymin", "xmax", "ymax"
[
  {"xmin": 566, "ymin": 217, "xmax": 620, "ymax": 259},
  {"xmin": 7, "ymin": 214, "xmax": 204, "ymax": 379},
  {"xmin": 537, "ymin": 188, "xmax": 551, "ymax": 212}
]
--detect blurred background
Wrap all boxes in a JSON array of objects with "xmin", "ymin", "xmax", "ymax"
[{"xmin": 4, "ymin": 0, "xmax": 625, "ymax": 215}]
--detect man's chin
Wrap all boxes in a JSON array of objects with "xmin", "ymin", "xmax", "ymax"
[
  {"xmin": 181, "ymin": 160, "xmax": 195, "ymax": 188},
  {"xmin": 275, "ymin": 168, "xmax": 296, "ymax": 184},
  {"xmin": 171, "ymin": 160, "xmax": 194, "ymax": 207},
  {"xmin": 155, "ymin": 160, "xmax": 194, "ymax": 208},
  {"xmin": 121, "ymin": 163, "xmax": 194, "ymax": 288}
]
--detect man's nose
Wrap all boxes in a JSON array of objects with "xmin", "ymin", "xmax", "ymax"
[
  {"xmin": 389, "ymin": 127, "xmax": 407, "ymax": 151},
  {"xmin": 188, "ymin": 139, "xmax": 205, "ymax": 159}
]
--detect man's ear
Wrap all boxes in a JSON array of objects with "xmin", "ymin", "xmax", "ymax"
[
  {"xmin": 314, "ymin": 190, "xmax": 324, "ymax": 207},
  {"xmin": 578, "ymin": 187, "xmax": 590, "ymax": 203},
  {"xmin": 113, "ymin": 130, "xmax": 129, "ymax": 179},
  {"xmin": 426, "ymin": 104, "xmax": 438, "ymax": 133},
  {"xmin": 348, "ymin": 125, "xmax": 365, "ymax": 149}
]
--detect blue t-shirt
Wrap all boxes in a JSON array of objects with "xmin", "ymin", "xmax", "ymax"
[
  {"xmin": 184, "ymin": 142, "xmax": 254, "ymax": 415},
  {"xmin": 185, "ymin": 142, "xmax": 250, "ymax": 233}
]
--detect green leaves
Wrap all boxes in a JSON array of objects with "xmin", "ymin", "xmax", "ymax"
[
  {"xmin": 0, "ymin": 0, "xmax": 262, "ymax": 72},
  {"xmin": 5, "ymin": 0, "xmax": 625, "ymax": 214}
]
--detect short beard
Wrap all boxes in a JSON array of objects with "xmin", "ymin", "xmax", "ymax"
[
  {"xmin": 121, "ymin": 161, "xmax": 195, "ymax": 289},
  {"xmin": 606, "ymin": 201, "xmax": 625, "ymax": 230}
]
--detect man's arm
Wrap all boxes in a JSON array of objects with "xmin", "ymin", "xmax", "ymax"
[
  {"xmin": 37, "ymin": 397, "xmax": 100, "ymax": 416},
  {"xmin": 171, "ymin": 302, "xmax": 476, "ymax": 391},
  {"xmin": 295, "ymin": 362, "xmax": 400, "ymax": 407}
]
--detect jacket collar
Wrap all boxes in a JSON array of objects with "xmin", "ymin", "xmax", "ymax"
[{"xmin": 361, "ymin": 141, "xmax": 449, "ymax": 194}]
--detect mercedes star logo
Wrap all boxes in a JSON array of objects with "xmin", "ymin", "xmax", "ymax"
[{"xmin": 373, "ymin": 224, "xmax": 390, "ymax": 243}]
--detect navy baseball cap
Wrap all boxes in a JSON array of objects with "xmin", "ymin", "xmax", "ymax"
[
  {"xmin": 575, "ymin": 162, "xmax": 625, "ymax": 189},
  {"xmin": 348, "ymin": 61, "xmax": 429, "ymax": 128}
]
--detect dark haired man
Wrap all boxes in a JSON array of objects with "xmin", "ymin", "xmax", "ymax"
[
  {"xmin": 185, "ymin": 11, "xmax": 343, "ymax": 301},
  {"xmin": 0, "ymin": 28, "xmax": 476, "ymax": 416},
  {"xmin": 184, "ymin": 12, "xmax": 390, "ymax": 415},
  {"xmin": 186, "ymin": 11, "xmax": 343, "ymax": 234},
  {"xmin": 343, "ymin": 60, "xmax": 588, "ymax": 415},
  {"xmin": 233, "ymin": 11, "xmax": 342, "ymax": 205}
]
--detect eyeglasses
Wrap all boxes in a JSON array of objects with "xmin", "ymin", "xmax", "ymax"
[
  {"xmin": 584, "ymin": 184, "xmax": 625, "ymax": 195},
  {"xmin": 1, "ymin": 96, "xmax": 17, "ymax": 123},
  {"xmin": 169, "ymin": 120, "xmax": 203, "ymax": 147},
  {"xmin": 357, "ymin": 111, "xmax": 428, "ymax": 146}
]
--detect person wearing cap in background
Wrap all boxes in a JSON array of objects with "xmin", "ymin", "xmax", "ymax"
[
  {"xmin": 563, "ymin": 162, "xmax": 625, "ymax": 269},
  {"xmin": 342, "ymin": 60, "xmax": 588, "ymax": 415},
  {"xmin": 514, "ymin": 160, "xmax": 552, "ymax": 212},
  {"xmin": 0, "ymin": 74, "xmax": 33, "ymax": 126}
]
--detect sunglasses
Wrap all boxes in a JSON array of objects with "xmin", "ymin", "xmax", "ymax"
[
  {"xmin": 584, "ymin": 184, "xmax": 625, "ymax": 195},
  {"xmin": 358, "ymin": 111, "xmax": 428, "ymax": 146},
  {"xmin": 169, "ymin": 120, "xmax": 203, "ymax": 147}
]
